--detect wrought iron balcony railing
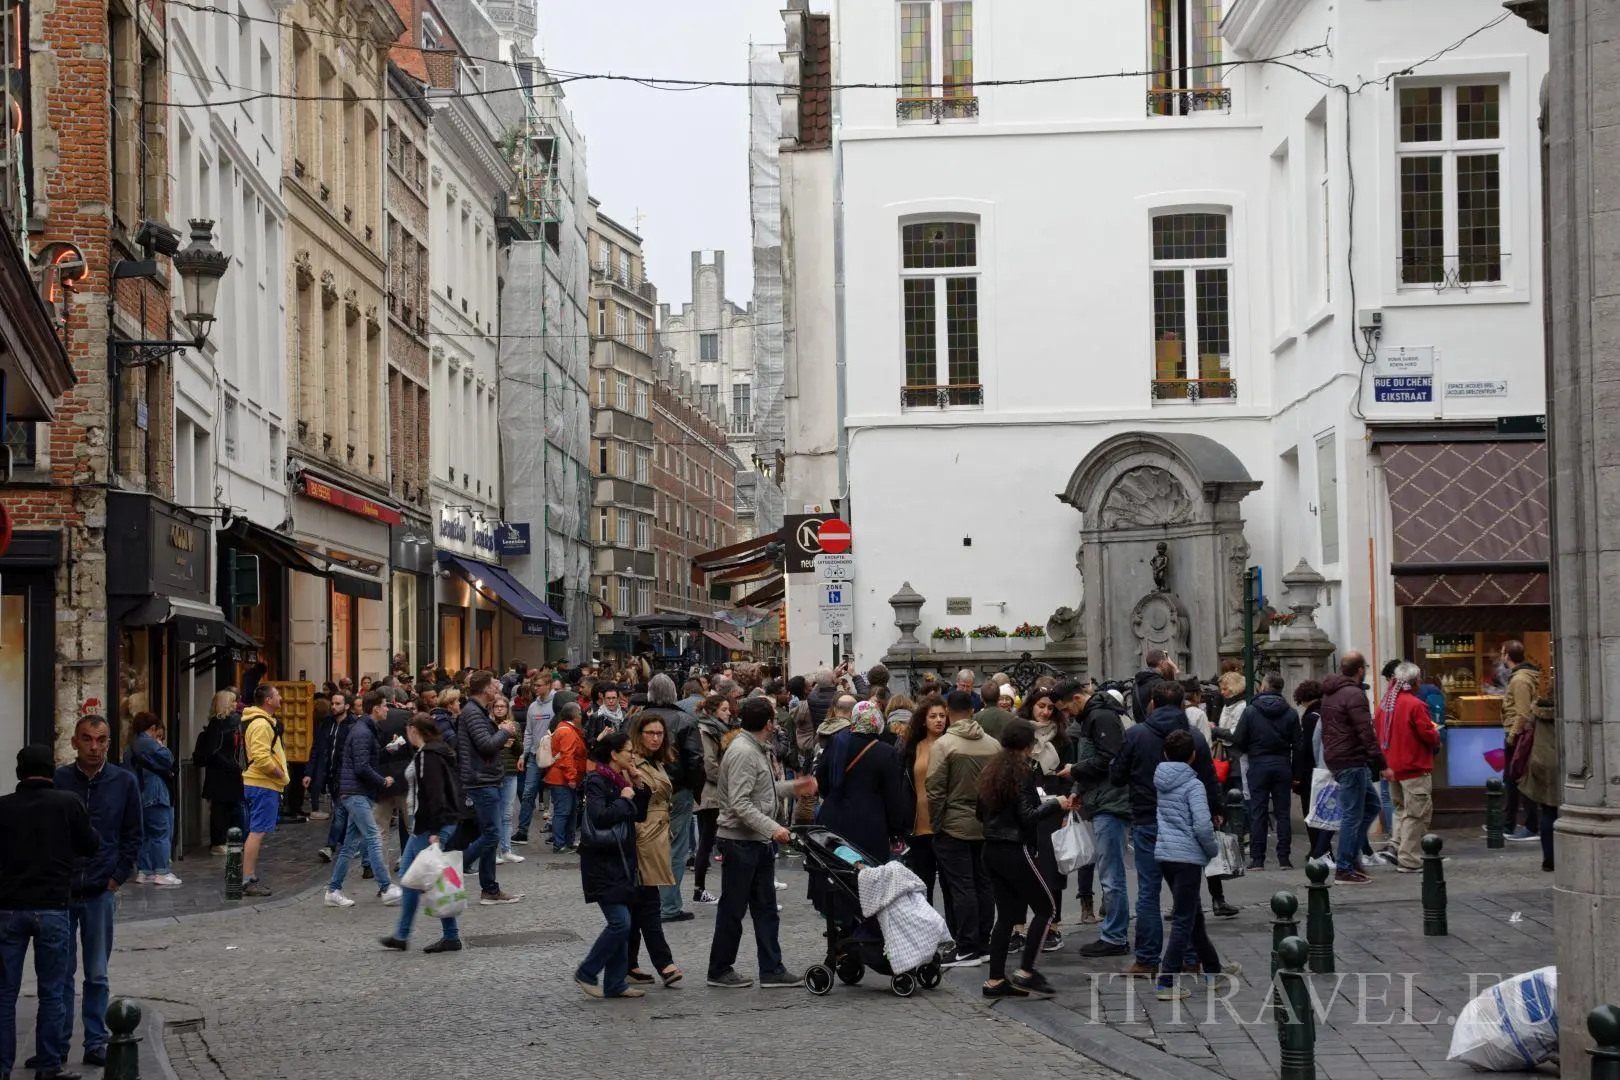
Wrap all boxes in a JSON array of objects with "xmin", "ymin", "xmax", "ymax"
[
  {"xmin": 1146, "ymin": 87, "xmax": 1232, "ymax": 116},
  {"xmin": 1151, "ymin": 377, "xmax": 1237, "ymax": 402},
  {"xmin": 896, "ymin": 96, "xmax": 980, "ymax": 124},
  {"xmin": 901, "ymin": 383, "xmax": 985, "ymax": 409}
]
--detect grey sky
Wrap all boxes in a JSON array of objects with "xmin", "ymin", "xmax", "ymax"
[{"xmin": 532, "ymin": 0, "xmax": 789, "ymax": 313}]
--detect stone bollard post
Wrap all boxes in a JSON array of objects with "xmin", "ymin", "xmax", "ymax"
[
  {"xmin": 1224, "ymin": 787, "xmax": 1249, "ymax": 840},
  {"xmin": 1421, "ymin": 833, "xmax": 1447, "ymax": 936},
  {"xmin": 225, "ymin": 826, "xmax": 244, "ymax": 901},
  {"xmin": 1270, "ymin": 890, "xmax": 1299, "ymax": 982},
  {"xmin": 105, "ymin": 998, "xmax": 142, "ymax": 1080},
  {"xmin": 1484, "ymin": 777, "xmax": 1505, "ymax": 848},
  {"xmin": 1304, "ymin": 859, "xmax": 1335, "ymax": 974},
  {"xmin": 1590, "ymin": 1004, "xmax": 1620, "ymax": 1080},
  {"xmin": 1276, "ymin": 937, "xmax": 1316, "ymax": 1080}
]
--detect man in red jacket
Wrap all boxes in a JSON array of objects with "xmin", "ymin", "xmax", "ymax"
[{"xmin": 1384, "ymin": 662, "xmax": 1442, "ymax": 872}]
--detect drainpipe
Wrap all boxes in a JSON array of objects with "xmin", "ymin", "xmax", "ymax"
[{"xmin": 832, "ymin": 5, "xmax": 848, "ymax": 506}]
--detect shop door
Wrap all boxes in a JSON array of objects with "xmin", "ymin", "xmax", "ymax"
[
  {"xmin": 439, "ymin": 607, "xmax": 465, "ymax": 673},
  {"xmin": 476, "ymin": 609, "xmax": 494, "ymax": 671}
]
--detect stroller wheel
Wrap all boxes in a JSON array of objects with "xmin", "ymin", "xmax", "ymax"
[
  {"xmin": 836, "ymin": 956, "xmax": 865, "ymax": 985},
  {"xmin": 890, "ymin": 972, "xmax": 917, "ymax": 997},
  {"xmin": 805, "ymin": 964, "xmax": 835, "ymax": 996},
  {"xmin": 917, "ymin": 962, "xmax": 942, "ymax": 990}
]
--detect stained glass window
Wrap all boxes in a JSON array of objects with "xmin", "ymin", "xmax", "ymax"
[
  {"xmin": 902, "ymin": 221, "xmax": 980, "ymax": 404},
  {"xmin": 1400, "ymin": 156, "xmax": 1445, "ymax": 284},
  {"xmin": 903, "ymin": 221, "xmax": 976, "ymax": 268},
  {"xmin": 942, "ymin": 2, "xmax": 973, "ymax": 98},
  {"xmin": 1151, "ymin": 211, "xmax": 1232, "ymax": 397},
  {"xmin": 899, "ymin": 3, "xmax": 931, "ymax": 98}
]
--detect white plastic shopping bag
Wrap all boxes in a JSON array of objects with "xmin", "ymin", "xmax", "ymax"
[
  {"xmin": 1448, "ymin": 967, "xmax": 1558, "ymax": 1071},
  {"xmin": 1052, "ymin": 814, "xmax": 1096, "ymax": 874},
  {"xmin": 424, "ymin": 850, "xmax": 468, "ymax": 919},
  {"xmin": 1304, "ymin": 768, "xmax": 1343, "ymax": 831},
  {"xmin": 1205, "ymin": 831, "xmax": 1246, "ymax": 879},
  {"xmin": 400, "ymin": 840, "xmax": 448, "ymax": 891}
]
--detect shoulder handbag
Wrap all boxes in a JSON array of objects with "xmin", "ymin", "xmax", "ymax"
[
  {"xmin": 845, "ymin": 741, "xmax": 876, "ymax": 776},
  {"xmin": 578, "ymin": 786, "xmax": 632, "ymax": 852}
]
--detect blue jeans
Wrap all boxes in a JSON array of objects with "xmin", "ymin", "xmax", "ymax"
[
  {"xmin": 1093, "ymin": 814, "xmax": 1130, "ymax": 946},
  {"xmin": 548, "ymin": 784, "xmax": 579, "ymax": 852},
  {"xmin": 0, "ymin": 909, "xmax": 71, "ymax": 1073},
  {"xmin": 394, "ymin": 826, "xmax": 460, "ymax": 943},
  {"xmin": 1335, "ymin": 766, "xmax": 1380, "ymax": 873},
  {"xmin": 1379, "ymin": 778, "xmax": 1395, "ymax": 834},
  {"xmin": 65, "ymin": 890, "xmax": 116, "ymax": 1053},
  {"xmin": 576, "ymin": 903, "xmax": 632, "ymax": 996},
  {"xmin": 706, "ymin": 839, "xmax": 784, "ymax": 978},
  {"xmin": 498, "ymin": 774, "xmax": 519, "ymax": 854},
  {"xmin": 330, "ymin": 794, "xmax": 391, "ymax": 891},
  {"xmin": 518, "ymin": 757, "xmax": 544, "ymax": 834},
  {"xmin": 1157, "ymin": 862, "xmax": 1221, "ymax": 981},
  {"xmin": 462, "ymin": 786, "xmax": 503, "ymax": 895},
  {"xmin": 139, "ymin": 804, "xmax": 172, "ymax": 874},
  {"xmin": 660, "ymin": 788, "xmax": 696, "ymax": 918},
  {"xmin": 1130, "ymin": 826, "xmax": 1196, "ymax": 969}
]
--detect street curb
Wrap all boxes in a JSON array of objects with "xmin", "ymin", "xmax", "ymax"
[
  {"xmin": 119, "ymin": 882, "xmax": 327, "ymax": 931},
  {"xmin": 995, "ymin": 997, "xmax": 1230, "ymax": 1080},
  {"xmin": 138, "ymin": 1004, "xmax": 183, "ymax": 1080}
]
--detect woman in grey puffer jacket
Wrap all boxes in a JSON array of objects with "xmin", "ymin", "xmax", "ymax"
[{"xmin": 1153, "ymin": 730, "xmax": 1235, "ymax": 1000}]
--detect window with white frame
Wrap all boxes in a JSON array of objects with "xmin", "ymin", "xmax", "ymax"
[
  {"xmin": 1150, "ymin": 211, "xmax": 1234, "ymax": 401},
  {"xmin": 635, "ymin": 450, "xmax": 649, "ymax": 484},
  {"xmin": 615, "ymin": 309, "xmax": 630, "ymax": 342},
  {"xmin": 616, "ymin": 444, "xmax": 631, "ymax": 478},
  {"xmin": 1307, "ymin": 105, "xmax": 1331, "ymax": 310},
  {"xmin": 1316, "ymin": 433, "xmax": 1339, "ymax": 564},
  {"xmin": 1397, "ymin": 81, "xmax": 1504, "ymax": 288},
  {"xmin": 223, "ymin": 395, "xmax": 239, "ymax": 459},
  {"xmin": 635, "ymin": 314, "xmax": 650, "ymax": 353},
  {"xmin": 614, "ymin": 373, "xmax": 629, "ymax": 411},
  {"xmin": 616, "ymin": 578, "xmax": 630, "ymax": 615},
  {"xmin": 599, "ymin": 508, "xmax": 609, "ymax": 542},
  {"xmin": 901, "ymin": 221, "xmax": 980, "ymax": 407},
  {"xmin": 699, "ymin": 333, "xmax": 719, "ymax": 361},
  {"xmin": 616, "ymin": 513, "xmax": 630, "ymax": 547},
  {"xmin": 633, "ymin": 382, "xmax": 648, "ymax": 418},
  {"xmin": 636, "ymin": 580, "xmax": 650, "ymax": 616},
  {"xmin": 897, "ymin": 1, "xmax": 976, "ymax": 123},
  {"xmin": 635, "ymin": 515, "xmax": 649, "ymax": 550}
]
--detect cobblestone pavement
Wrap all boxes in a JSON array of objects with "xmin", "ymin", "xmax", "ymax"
[
  {"xmin": 997, "ymin": 827, "xmax": 1553, "ymax": 1080},
  {"xmin": 27, "ymin": 820, "xmax": 1551, "ymax": 1080},
  {"xmin": 96, "ymin": 845, "xmax": 1125, "ymax": 1080},
  {"xmin": 116, "ymin": 819, "xmax": 334, "ymax": 924}
]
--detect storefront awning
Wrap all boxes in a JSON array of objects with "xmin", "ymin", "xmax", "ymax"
[
  {"xmin": 1382, "ymin": 440, "xmax": 1550, "ymax": 605},
  {"xmin": 228, "ymin": 519, "xmax": 330, "ymax": 575},
  {"xmin": 735, "ymin": 577, "xmax": 785, "ymax": 608},
  {"xmin": 438, "ymin": 552, "xmax": 568, "ymax": 637},
  {"xmin": 181, "ymin": 621, "xmax": 263, "ymax": 673},
  {"xmin": 120, "ymin": 596, "xmax": 229, "ymax": 645},
  {"xmin": 703, "ymin": 629, "xmax": 749, "ymax": 653},
  {"xmin": 330, "ymin": 570, "xmax": 383, "ymax": 601}
]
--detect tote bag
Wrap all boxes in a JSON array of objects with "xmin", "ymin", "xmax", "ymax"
[{"xmin": 1304, "ymin": 767, "xmax": 1343, "ymax": 831}]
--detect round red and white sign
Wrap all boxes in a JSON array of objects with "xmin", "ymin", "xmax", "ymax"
[{"xmin": 818, "ymin": 517, "xmax": 851, "ymax": 555}]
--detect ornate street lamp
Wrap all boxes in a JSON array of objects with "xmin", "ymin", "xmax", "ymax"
[{"xmin": 111, "ymin": 218, "xmax": 230, "ymax": 366}]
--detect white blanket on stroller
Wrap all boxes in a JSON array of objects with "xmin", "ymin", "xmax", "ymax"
[{"xmin": 856, "ymin": 860, "xmax": 951, "ymax": 975}]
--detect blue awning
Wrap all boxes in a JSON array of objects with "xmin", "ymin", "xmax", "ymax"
[{"xmin": 437, "ymin": 552, "xmax": 568, "ymax": 637}]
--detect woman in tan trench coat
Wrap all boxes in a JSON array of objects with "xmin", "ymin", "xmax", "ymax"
[
  {"xmin": 626, "ymin": 711, "xmax": 682, "ymax": 986},
  {"xmin": 1513, "ymin": 668, "xmax": 1559, "ymax": 874}
]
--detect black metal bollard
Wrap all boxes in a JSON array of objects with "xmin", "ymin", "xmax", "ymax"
[
  {"xmin": 1590, "ymin": 1004, "xmax": 1620, "ymax": 1080},
  {"xmin": 1484, "ymin": 777, "xmax": 1505, "ymax": 848},
  {"xmin": 1304, "ymin": 859, "xmax": 1335, "ymax": 974},
  {"xmin": 105, "ymin": 997, "xmax": 142, "ymax": 1080},
  {"xmin": 1225, "ymin": 787, "xmax": 1249, "ymax": 840},
  {"xmin": 225, "ymin": 826, "xmax": 244, "ymax": 901},
  {"xmin": 1276, "ymin": 937, "xmax": 1316, "ymax": 1080},
  {"xmin": 1421, "ymin": 833, "xmax": 1447, "ymax": 936},
  {"xmin": 1270, "ymin": 890, "xmax": 1299, "ymax": 981}
]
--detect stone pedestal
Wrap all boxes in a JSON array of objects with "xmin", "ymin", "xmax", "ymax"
[
  {"xmin": 1259, "ymin": 559, "xmax": 1337, "ymax": 686},
  {"xmin": 1542, "ymin": 0, "xmax": 1620, "ymax": 1058}
]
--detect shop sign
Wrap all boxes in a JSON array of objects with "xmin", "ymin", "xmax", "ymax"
[
  {"xmin": 1373, "ymin": 376, "xmax": 1433, "ymax": 403},
  {"xmin": 301, "ymin": 475, "xmax": 402, "ymax": 526},
  {"xmin": 1445, "ymin": 380, "xmax": 1509, "ymax": 399},
  {"xmin": 783, "ymin": 513, "xmax": 834, "ymax": 575},
  {"xmin": 472, "ymin": 523, "xmax": 497, "ymax": 555},
  {"xmin": 496, "ymin": 522, "xmax": 532, "ymax": 557}
]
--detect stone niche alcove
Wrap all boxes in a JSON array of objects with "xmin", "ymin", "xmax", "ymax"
[{"xmin": 1059, "ymin": 432, "xmax": 1260, "ymax": 681}]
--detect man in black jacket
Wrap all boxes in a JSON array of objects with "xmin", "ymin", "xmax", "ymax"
[
  {"xmin": 1233, "ymin": 673, "xmax": 1300, "ymax": 869},
  {"xmin": 2, "ymin": 745, "xmax": 99, "ymax": 1080},
  {"xmin": 375, "ymin": 702, "xmax": 413, "ymax": 864},
  {"xmin": 1069, "ymin": 684, "xmax": 1134, "ymax": 957},
  {"xmin": 458, "ymin": 671, "xmax": 522, "ymax": 905},
  {"xmin": 1130, "ymin": 649, "xmax": 1177, "ymax": 723},
  {"xmin": 1110, "ymin": 682, "xmax": 1227, "ymax": 974},
  {"xmin": 324, "ymin": 692, "xmax": 402, "ymax": 908},
  {"xmin": 644, "ymin": 673, "xmax": 701, "ymax": 923}
]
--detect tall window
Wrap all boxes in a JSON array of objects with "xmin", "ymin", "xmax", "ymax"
[
  {"xmin": 1148, "ymin": 0, "xmax": 1227, "ymax": 116},
  {"xmin": 614, "ymin": 373, "xmax": 629, "ymax": 411},
  {"xmin": 635, "ymin": 516, "xmax": 649, "ymax": 550},
  {"xmin": 617, "ymin": 578, "xmax": 630, "ymax": 615},
  {"xmin": 616, "ymin": 443, "xmax": 631, "ymax": 478},
  {"xmin": 616, "ymin": 514, "xmax": 630, "ymax": 547},
  {"xmin": 1316, "ymin": 433, "xmax": 1339, "ymax": 564},
  {"xmin": 1307, "ymin": 105, "xmax": 1331, "ymax": 309},
  {"xmin": 897, "ymin": 1, "xmax": 976, "ymax": 123},
  {"xmin": 699, "ymin": 333, "xmax": 719, "ymax": 361},
  {"xmin": 636, "ymin": 581, "xmax": 650, "ymax": 616},
  {"xmin": 700, "ymin": 383, "xmax": 718, "ymax": 411},
  {"xmin": 635, "ymin": 314, "xmax": 651, "ymax": 353},
  {"xmin": 633, "ymin": 382, "xmax": 648, "ymax": 418},
  {"xmin": 731, "ymin": 383, "xmax": 751, "ymax": 425},
  {"xmin": 901, "ymin": 221, "xmax": 980, "ymax": 408},
  {"xmin": 1398, "ymin": 82, "xmax": 1504, "ymax": 287},
  {"xmin": 615, "ymin": 309, "xmax": 630, "ymax": 342},
  {"xmin": 1150, "ymin": 212, "xmax": 1233, "ymax": 401},
  {"xmin": 635, "ymin": 450, "xmax": 649, "ymax": 484}
]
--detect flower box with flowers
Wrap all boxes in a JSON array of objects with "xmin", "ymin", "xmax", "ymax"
[
  {"xmin": 1010, "ymin": 622, "xmax": 1047, "ymax": 653},
  {"xmin": 931, "ymin": 627, "xmax": 967, "ymax": 654},
  {"xmin": 968, "ymin": 625, "xmax": 1008, "ymax": 652}
]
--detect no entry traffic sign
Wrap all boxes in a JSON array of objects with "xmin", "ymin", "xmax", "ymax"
[{"xmin": 818, "ymin": 517, "xmax": 851, "ymax": 554}]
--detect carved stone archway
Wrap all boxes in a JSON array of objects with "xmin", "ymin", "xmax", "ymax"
[{"xmin": 1059, "ymin": 433, "xmax": 1260, "ymax": 680}]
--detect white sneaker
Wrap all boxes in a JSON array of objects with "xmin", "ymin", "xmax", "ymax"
[
  {"xmin": 209, "ymin": 845, "xmax": 228, "ymax": 856},
  {"xmin": 496, "ymin": 851, "xmax": 525, "ymax": 864},
  {"xmin": 380, "ymin": 884, "xmax": 404, "ymax": 906},
  {"xmin": 153, "ymin": 872, "xmax": 183, "ymax": 887},
  {"xmin": 324, "ymin": 890, "xmax": 356, "ymax": 908},
  {"xmin": 774, "ymin": 880, "xmax": 788, "ymax": 891},
  {"xmin": 135, "ymin": 872, "xmax": 154, "ymax": 885}
]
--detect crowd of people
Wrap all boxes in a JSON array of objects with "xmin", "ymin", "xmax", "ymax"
[{"xmin": 0, "ymin": 639, "xmax": 1556, "ymax": 1073}]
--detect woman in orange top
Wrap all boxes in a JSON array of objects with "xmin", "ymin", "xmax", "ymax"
[
  {"xmin": 899, "ymin": 693, "xmax": 950, "ymax": 905},
  {"xmin": 542, "ymin": 701, "xmax": 589, "ymax": 853}
]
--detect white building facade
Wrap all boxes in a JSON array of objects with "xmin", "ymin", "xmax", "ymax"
[
  {"xmin": 819, "ymin": 0, "xmax": 1547, "ymax": 689},
  {"xmin": 427, "ymin": 57, "xmax": 513, "ymax": 673}
]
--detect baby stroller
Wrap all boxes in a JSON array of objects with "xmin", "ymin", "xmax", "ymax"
[{"xmin": 791, "ymin": 825, "xmax": 948, "ymax": 997}]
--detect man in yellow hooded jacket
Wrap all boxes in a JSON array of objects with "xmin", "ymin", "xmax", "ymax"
[{"xmin": 241, "ymin": 683, "xmax": 288, "ymax": 896}]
